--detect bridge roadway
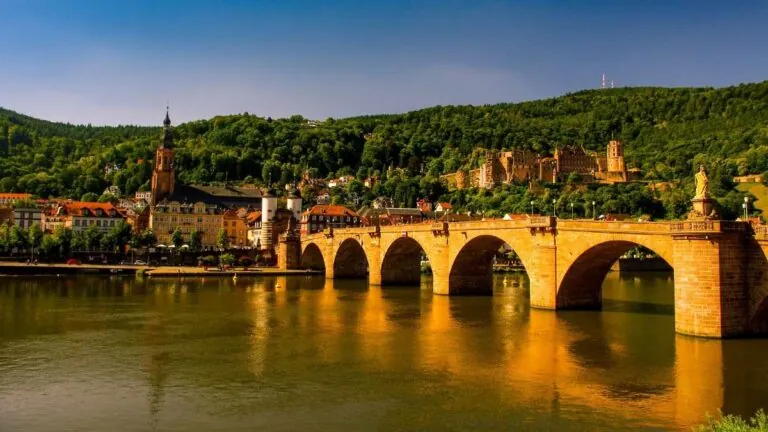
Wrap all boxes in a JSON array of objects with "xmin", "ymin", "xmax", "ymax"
[{"xmin": 291, "ymin": 217, "xmax": 768, "ymax": 339}]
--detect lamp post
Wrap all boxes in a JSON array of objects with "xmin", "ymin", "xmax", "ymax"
[
  {"xmin": 592, "ymin": 201, "xmax": 596, "ymax": 220},
  {"xmin": 744, "ymin": 196, "xmax": 750, "ymax": 220},
  {"xmin": 530, "ymin": 200, "xmax": 534, "ymax": 216},
  {"xmin": 570, "ymin": 202, "xmax": 574, "ymax": 219},
  {"xmin": 552, "ymin": 199, "xmax": 557, "ymax": 217}
]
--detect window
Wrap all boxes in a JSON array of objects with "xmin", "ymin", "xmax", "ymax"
[
  {"xmin": 96, "ymin": 220, "xmax": 101, "ymax": 227},
  {"xmin": 346, "ymin": 217, "xmax": 350, "ymax": 222},
  {"xmin": 312, "ymin": 215, "xmax": 316, "ymax": 221},
  {"xmin": 74, "ymin": 220, "xmax": 80, "ymax": 227},
  {"xmin": 110, "ymin": 220, "xmax": 115, "ymax": 227}
]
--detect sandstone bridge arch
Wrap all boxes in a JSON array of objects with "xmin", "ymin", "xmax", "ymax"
[{"xmin": 294, "ymin": 218, "xmax": 768, "ymax": 338}]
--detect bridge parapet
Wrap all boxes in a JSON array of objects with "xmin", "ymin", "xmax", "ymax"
[
  {"xmin": 670, "ymin": 220, "xmax": 748, "ymax": 236},
  {"xmin": 558, "ymin": 220, "xmax": 672, "ymax": 235}
]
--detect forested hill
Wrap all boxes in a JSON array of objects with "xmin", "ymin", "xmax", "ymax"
[{"xmin": 1, "ymin": 81, "xmax": 768, "ymax": 216}]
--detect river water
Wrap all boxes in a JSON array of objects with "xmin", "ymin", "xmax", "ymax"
[{"xmin": 1, "ymin": 272, "xmax": 767, "ymax": 431}]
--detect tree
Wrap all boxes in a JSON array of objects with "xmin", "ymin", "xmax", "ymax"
[
  {"xmin": 216, "ymin": 229, "xmax": 229, "ymax": 250},
  {"xmin": 139, "ymin": 229, "xmax": 157, "ymax": 248},
  {"xmin": 105, "ymin": 221, "xmax": 133, "ymax": 253},
  {"xmin": 54, "ymin": 226, "xmax": 73, "ymax": 257},
  {"xmin": 28, "ymin": 223, "xmax": 43, "ymax": 252},
  {"xmin": 189, "ymin": 230, "xmax": 202, "ymax": 252},
  {"xmin": 81, "ymin": 192, "xmax": 99, "ymax": 202},
  {"xmin": 10, "ymin": 226, "xmax": 28, "ymax": 252},
  {"xmin": 39, "ymin": 235, "xmax": 60, "ymax": 260},
  {"xmin": 83, "ymin": 224, "xmax": 102, "ymax": 251},
  {"xmin": 171, "ymin": 227, "xmax": 184, "ymax": 249},
  {"xmin": 219, "ymin": 252, "xmax": 235, "ymax": 266}
]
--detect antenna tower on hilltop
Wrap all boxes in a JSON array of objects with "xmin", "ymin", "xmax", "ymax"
[{"xmin": 601, "ymin": 73, "xmax": 607, "ymax": 89}]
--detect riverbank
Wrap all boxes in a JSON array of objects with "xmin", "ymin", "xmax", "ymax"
[{"xmin": 0, "ymin": 262, "xmax": 320, "ymax": 277}]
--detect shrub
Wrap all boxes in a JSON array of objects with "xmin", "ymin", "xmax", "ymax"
[{"xmin": 694, "ymin": 410, "xmax": 768, "ymax": 431}]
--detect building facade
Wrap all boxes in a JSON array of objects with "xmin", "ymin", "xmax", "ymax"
[
  {"xmin": 441, "ymin": 140, "xmax": 636, "ymax": 190},
  {"xmin": 300, "ymin": 205, "xmax": 361, "ymax": 235}
]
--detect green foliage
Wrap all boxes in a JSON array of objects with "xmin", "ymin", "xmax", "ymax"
[
  {"xmin": 219, "ymin": 253, "xmax": 235, "ymax": 266},
  {"xmin": 171, "ymin": 227, "xmax": 184, "ymax": 249},
  {"xmin": 694, "ymin": 410, "xmax": 768, "ymax": 431},
  {"xmin": 27, "ymin": 223, "xmax": 43, "ymax": 250},
  {"xmin": 216, "ymin": 229, "xmax": 229, "ymax": 250},
  {"xmin": 80, "ymin": 192, "xmax": 99, "ymax": 202},
  {"xmin": 104, "ymin": 221, "xmax": 133, "ymax": 253},
  {"xmin": 2, "ymin": 82, "xmax": 768, "ymax": 215},
  {"xmin": 201, "ymin": 255, "xmax": 216, "ymax": 266},
  {"xmin": 189, "ymin": 230, "xmax": 202, "ymax": 252}
]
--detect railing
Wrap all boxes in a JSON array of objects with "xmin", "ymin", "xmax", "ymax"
[{"xmin": 669, "ymin": 220, "xmax": 749, "ymax": 234}]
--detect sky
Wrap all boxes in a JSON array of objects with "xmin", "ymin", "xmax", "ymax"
[{"xmin": 1, "ymin": 0, "xmax": 767, "ymax": 125}]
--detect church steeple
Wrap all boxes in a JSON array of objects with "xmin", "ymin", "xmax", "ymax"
[
  {"xmin": 152, "ymin": 107, "xmax": 176, "ymax": 205},
  {"xmin": 161, "ymin": 106, "xmax": 174, "ymax": 149}
]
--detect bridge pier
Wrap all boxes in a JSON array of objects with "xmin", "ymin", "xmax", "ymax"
[{"xmin": 672, "ymin": 224, "xmax": 749, "ymax": 338}]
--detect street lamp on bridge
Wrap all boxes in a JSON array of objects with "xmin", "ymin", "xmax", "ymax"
[
  {"xmin": 570, "ymin": 202, "xmax": 574, "ymax": 219},
  {"xmin": 552, "ymin": 199, "xmax": 557, "ymax": 217},
  {"xmin": 530, "ymin": 200, "xmax": 534, "ymax": 216},
  {"xmin": 592, "ymin": 201, "xmax": 596, "ymax": 220},
  {"xmin": 744, "ymin": 196, "xmax": 750, "ymax": 220}
]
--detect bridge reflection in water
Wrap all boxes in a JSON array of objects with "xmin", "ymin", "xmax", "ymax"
[{"xmin": 2, "ymin": 274, "xmax": 768, "ymax": 431}]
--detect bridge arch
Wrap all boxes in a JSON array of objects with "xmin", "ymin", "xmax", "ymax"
[
  {"xmin": 380, "ymin": 236, "xmax": 432, "ymax": 286},
  {"xmin": 448, "ymin": 234, "xmax": 532, "ymax": 295},
  {"xmin": 333, "ymin": 238, "xmax": 369, "ymax": 279},
  {"xmin": 557, "ymin": 240, "xmax": 674, "ymax": 309},
  {"xmin": 300, "ymin": 242, "xmax": 326, "ymax": 271}
]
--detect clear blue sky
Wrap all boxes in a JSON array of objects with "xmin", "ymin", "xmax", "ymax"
[{"xmin": 1, "ymin": 0, "xmax": 767, "ymax": 125}]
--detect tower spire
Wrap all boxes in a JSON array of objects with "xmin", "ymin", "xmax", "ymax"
[{"xmin": 163, "ymin": 104, "xmax": 171, "ymax": 128}]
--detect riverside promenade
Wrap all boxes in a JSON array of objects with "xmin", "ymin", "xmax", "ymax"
[{"xmin": 0, "ymin": 262, "xmax": 319, "ymax": 277}]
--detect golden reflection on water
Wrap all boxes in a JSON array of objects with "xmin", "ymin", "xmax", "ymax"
[{"xmin": 0, "ymin": 272, "xmax": 766, "ymax": 431}]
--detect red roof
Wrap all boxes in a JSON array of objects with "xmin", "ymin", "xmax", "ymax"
[
  {"xmin": 64, "ymin": 202, "xmax": 124, "ymax": 218},
  {"xmin": 246, "ymin": 210, "xmax": 262, "ymax": 223},
  {"xmin": 305, "ymin": 205, "xmax": 359, "ymax": 217},
  {"xmin": 0, "ymin": 193, "xmax": 32, "ymax": 201}
]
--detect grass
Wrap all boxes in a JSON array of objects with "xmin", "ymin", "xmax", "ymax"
[
  {"xmin": 694, "ymin": 410, "xmax": 768, "ymax": 431},
  {"xmin": 736, "ymin": 182, "xmax": 768, "ymax": 214}
]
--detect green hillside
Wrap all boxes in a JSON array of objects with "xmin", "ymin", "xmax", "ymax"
[{"xmin": 2, "ymin": 81, "xmax": 768, "ymax": 219}]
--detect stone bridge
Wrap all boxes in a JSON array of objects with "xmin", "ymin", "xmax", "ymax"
[{"xmin": 286, "ymin": 217, "xmax": 768, "ymax": 338}]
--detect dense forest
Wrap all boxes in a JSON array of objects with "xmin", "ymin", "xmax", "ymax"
[{"xmin": 2, "ymin": 80, "xmax": 768, "ymax": 219}]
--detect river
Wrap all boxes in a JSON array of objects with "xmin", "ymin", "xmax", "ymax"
[{"xmin": 1, "ymin": 272, "xmax": 767, "ymax": 431}]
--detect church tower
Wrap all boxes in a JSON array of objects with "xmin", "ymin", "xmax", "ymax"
[{"xmin": 151, "ymin": 109, "xmax": 176, "ymax": 205}]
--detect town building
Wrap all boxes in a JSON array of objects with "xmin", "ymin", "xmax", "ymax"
[
  {"xmin": 135, "ymin": 191, "xmax": 152, "ymax": 203},
  {"xmin": 45, "ymin": 201, "xmax": 126, "ymax": 233},
  {"xmin": 222, "ymin": 208, "xmax": 250, "ymax": 248},
  {"xmin": 13, "ymin": 205, "xmax": 42, "ymax": 230},
  {"xmin": 300, "ymin": 205, "xmax": 360, "ymax": 235},
  {"xmin": 148, "ymin": 110, "xmax": 262, "ymax": 249},
  {"xmin": 435, "ymin": 202, "xmax": 453, "ymax": 213},
  {"xmin": 0, "ymin": 193, "xmax": 33, "ymax": 206}
]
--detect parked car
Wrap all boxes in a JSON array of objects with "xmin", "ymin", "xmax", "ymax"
[{"xmin": 133, "ymin": 260, "xmax": 147, "ymax": 265}]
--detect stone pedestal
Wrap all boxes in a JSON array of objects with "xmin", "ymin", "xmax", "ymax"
[
  {"xmin": 689, "ymin": 197, "xmax": 717, "ymax": 220},
  {"xmin": 277, "ymin": 237, "xmax": 300, "ymax": 270}
]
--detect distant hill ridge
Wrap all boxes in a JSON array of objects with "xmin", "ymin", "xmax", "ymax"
[{"xmin": 0, "ymin": 81, "xmax": 767, "ymax": 206}]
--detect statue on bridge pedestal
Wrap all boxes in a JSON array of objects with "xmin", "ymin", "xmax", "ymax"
[
  {"xmin": 695, "ymin": 164, "xmax": 710, "ymax": 199},
  {"xmin": 689, "ymin": 164, "xmax": 718, "ymax": 220}
]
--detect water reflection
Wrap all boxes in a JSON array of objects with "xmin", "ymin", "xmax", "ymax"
[{"xmin": 1, "ymin": 272, "xmax": 767, "ymax": 431}]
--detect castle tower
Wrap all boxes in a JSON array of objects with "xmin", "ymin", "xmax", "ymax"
[
  {"xmin": 150, "ymin": 109, "xmax": 176, "ymax": 205},
  {"xmin": 260, "ymin": 188, "xmax": 277, "ymax": 252},
  {"xmin": 606, "ymin": 140, "xmax": 627, "ymax": 181},
  {"xmin": 286, "ymin": 187, "xmax": 302, "ymax": 227}
]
